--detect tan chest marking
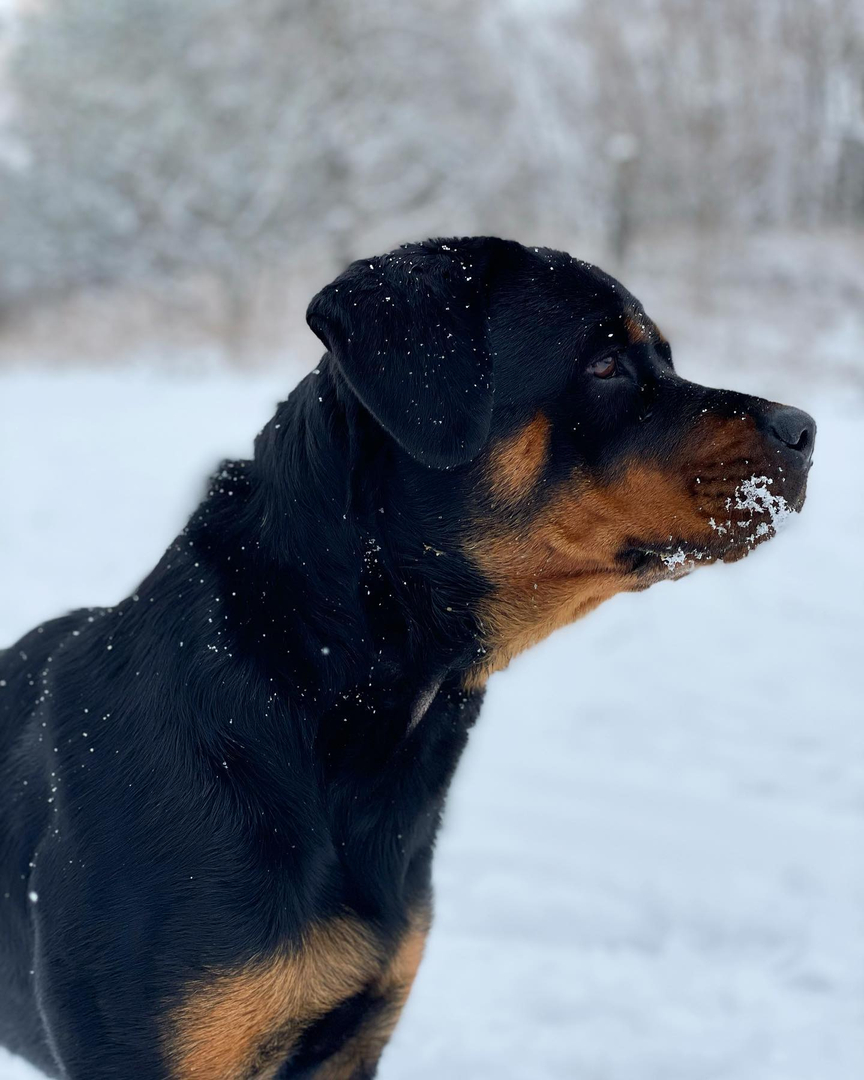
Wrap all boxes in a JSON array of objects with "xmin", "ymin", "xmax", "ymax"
[
  {"xmin": 313, "ymin": 912, "xmax": 429, "ymax": 1080},
  {"xmin": 167, "ymin": 915, "xmax": 382, "ymax": 1080}
]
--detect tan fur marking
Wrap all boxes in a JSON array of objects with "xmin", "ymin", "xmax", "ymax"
[
  {"xmin": 168, "ymin": 916, "xmax": 382, "ymax": 1080},
  {"xmin": 314, "ymin": 912, "xmax": 430, "ymax": 1080},
  {"xmin": 465, "ymin": 464, "xmax": 698, "ymax": 686},
  {"xmin": 466, "ymin": 411, "xmax": 769, "ymax": 687},
  {"xmin": 380, "ymin": 914, "xmax": 428, "ymax": 999},
  {"xmin": 487, "ymin": 413, "xmax": 551, "ymax": 504},
  {"xmin": 624, "ymin": 312, "xmax": 652, "ymax": 345}
]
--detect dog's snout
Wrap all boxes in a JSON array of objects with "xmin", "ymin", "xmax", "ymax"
[{"xmin": 765, "ymin": 405, "xmax": 816, "ymax": 462}]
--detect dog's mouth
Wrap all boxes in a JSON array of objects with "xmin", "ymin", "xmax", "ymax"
[
  {"xmin": 715, "ymin": 471, "xmax": 801, "ymax": 541},
  {"xmin": 622, "ymin": 470, "xmax": 808, "ymax": 582},
  {"xmin": 624, "ymin": 544, "xmax": 714, "ymax": 579}
]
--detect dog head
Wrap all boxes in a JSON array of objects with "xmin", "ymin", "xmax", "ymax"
[{"xmin": 308, "ymin": 238, "xmax": 815, "ymax": 683}]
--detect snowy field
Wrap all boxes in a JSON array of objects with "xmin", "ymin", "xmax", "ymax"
[{"xmin": 0, "ymin": 352, "xmax": 862, "ymax": 1078}]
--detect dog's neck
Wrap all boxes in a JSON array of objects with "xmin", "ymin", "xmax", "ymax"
[
  {"xmin": 188, "ymin": 361, "xmax": 485, "ymax": 738},
  {"xmin": 125, "ymin": 363, "xmax": 489, "ymax": 917}
]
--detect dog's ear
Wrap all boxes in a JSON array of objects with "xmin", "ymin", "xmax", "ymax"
[{"xmin": 307, "ymin": 239, "xmax": 511, "ymax": 468}]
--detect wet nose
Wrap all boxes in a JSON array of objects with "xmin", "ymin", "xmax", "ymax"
[{"xmin": 766, "ymin": 406, "xmax": 816, "ymax": 462}]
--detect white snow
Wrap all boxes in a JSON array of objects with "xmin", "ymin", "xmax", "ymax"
[
  {"xmin": 732, "ymin": 475, "xmax": 795, "ymax": 544},
  {"xmin": 660, "ymin": 547, "xmax": 690, "ymax": 570},
  {"xmin": 0, "ymin": 366, "xmax": 862, "ymax": 1080}
]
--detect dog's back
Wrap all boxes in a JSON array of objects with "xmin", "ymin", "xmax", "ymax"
[{"xmin": 1, "ymin": 612, "xmax": 95, "ymax": 1075}]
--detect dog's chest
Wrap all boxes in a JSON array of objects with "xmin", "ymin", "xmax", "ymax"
[{"xmin": 165, "ymin": 910, "xmax": 428, "ymax": 1080}]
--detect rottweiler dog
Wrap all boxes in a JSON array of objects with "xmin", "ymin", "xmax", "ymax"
[{"xmin": 0, "ymin": 238, "xmax": 815, "ymax": 1079}]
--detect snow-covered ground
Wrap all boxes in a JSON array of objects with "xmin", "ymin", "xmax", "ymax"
[{"xmin": 0, "ymin": 354, "xmax": 862, "ymax": 1078}]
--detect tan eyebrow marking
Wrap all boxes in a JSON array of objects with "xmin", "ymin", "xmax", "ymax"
[{"xmin": 624, "ymin": 312, "xmax": 653, "ymax": 345}]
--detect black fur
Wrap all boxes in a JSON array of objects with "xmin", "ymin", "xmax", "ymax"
[{"xmin": 0, "ymin": 237, "xmax": 814, "ymax": 1079}]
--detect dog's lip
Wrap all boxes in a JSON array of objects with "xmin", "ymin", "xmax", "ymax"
[
  {"xmin": 620, "ymin": 546, "xmax": 695, "ymax": 571},
  {"xmin": 625, "ymin": 540, "xmax": 731, "ymax": 572}
]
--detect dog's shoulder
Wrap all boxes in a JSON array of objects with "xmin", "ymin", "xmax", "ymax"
[{"xmin": 0, "ymin": 608, "xmax": 100, "ymax": 736}]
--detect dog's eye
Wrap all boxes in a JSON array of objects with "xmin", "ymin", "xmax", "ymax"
[{"xmin": 587, "ymin": 356, "xmax": 618, "ymax": 379}]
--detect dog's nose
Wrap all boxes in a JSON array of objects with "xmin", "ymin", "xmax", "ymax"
[{"xmin": 766, "ymin": 406, "xmax": 816, "ymax": 463}]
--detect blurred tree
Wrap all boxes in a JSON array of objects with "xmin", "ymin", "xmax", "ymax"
[
  {"xmin": 0, "ymin": 0, "xmax": 862, "ymax": 351},
  {"xmin": 0, "ymin": 0, "xmax": 517, "ymax": 348}
]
